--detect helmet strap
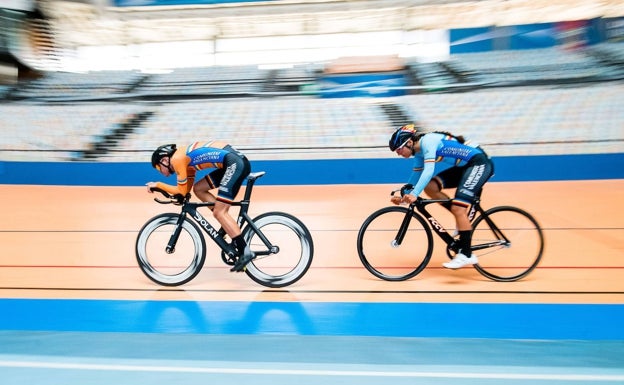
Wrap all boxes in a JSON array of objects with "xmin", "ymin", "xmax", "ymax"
[{"xmin": 158, "ymin": 157, "xmax": 174, "ymax": 174}]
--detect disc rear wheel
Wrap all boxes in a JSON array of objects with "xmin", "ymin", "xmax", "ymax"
[{"xmin": 242, "ymin": 212, "xmax": 314, "ymax": 288}]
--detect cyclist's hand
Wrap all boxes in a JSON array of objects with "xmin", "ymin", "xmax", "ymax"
[
  {"xmin": 390, "ymin": 195, "xmax": 402, "ymax": 205},
  {"xmin": 146, "ymin": 182, "xmax": 157, "ymax": 193},
  {"xmin": 401, "ymin": 194, "xmax": 417, "ymax": 205},
  {"xmin": 172, "ymin": 193, "xmax": 185, "ymax": 205},
  {"xmin": 400, "ymin": 183, "xmax": 414, "ymax": 197}
]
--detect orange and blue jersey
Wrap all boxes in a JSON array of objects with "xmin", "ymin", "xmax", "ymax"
[{"xmin": 155, "ymin": 140, "xmax": 231, "ymax": 196}]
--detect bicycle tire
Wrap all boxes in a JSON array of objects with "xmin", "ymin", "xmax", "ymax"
[
  {"xmin": 242, "ymin": 211, "xmax": 314, "ymax": 288},
  {"xmin": 471, "ymin": 206, "xmax": 544, "ymax": 282},
  {"xmin": 135, "ymin": 213, "xmax": 206, "ymax": 286},
  {"xmin": 357, "ymin": 206, "xmax": 434, "ymax": 281}
]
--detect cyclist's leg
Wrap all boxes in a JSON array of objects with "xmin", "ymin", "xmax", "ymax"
[
  {"xmin": 424, "ymin": 178, "xmax": 448, "ymax": 200},
  {"xmin": 211, "ymin": 155, "xmax": 250, "ymax": 238},
  {"xmin": 192, "ymin": 171, "xmax": 220, "ymax": 207},
  {"xmin": 426, "ymin": 168, "xmax": 463, "ymax": 211},
  {"xmin": 444, "ymin": 156, "xmax": 493, "ymax": 268},
  {"xmin": 212, "ymin": 153, "xmax": 253, "ymax": 271}
]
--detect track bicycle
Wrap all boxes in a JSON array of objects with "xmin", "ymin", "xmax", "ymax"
[
  {"xmin": 136, "ymin": 171, "xmax": 314, "ymax": 288},
  {"xmin": 357, "ymin": 186, "xmax": 544, "ymax": 282}
]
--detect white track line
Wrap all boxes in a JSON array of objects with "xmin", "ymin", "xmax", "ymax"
[{"xmin": 0, "ymin": 360, "xmax": 623, "ymax": 382}]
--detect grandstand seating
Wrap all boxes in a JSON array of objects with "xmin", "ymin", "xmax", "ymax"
[
  {"xmin": 0, "ymin": 103, "xmax": 146, "ymax": 160},
  {"xmin": 112, "ymin": 96, "xmax": 391, "ymax": 161},
  {"xmin": 1, "ymin": 45, "xmax": 623, "ymax": 162},
  {"xmin": 408, "ymin": 62, "xmax": 458, "ymax": 88},
  {"xmin": 5, "ymin": 63, "xmax": 323, "ymax": 100},
  {"xmin": 7, "ymin": 46, "xmax": 623, "ymax": 102},
  {"xmin": 399, "ymin": 46, "xmax": 624, "ymax": 88},
  {"xmin": 399, "ymin": 83, "xmax": 624, "ymax": 156},
  {"xmin": 1, "ymin": 81, "xmax": 622, "ymax": 162},
  {"xmin": 591, "ymin": 41, "xmax": 624, "ymax": 60},
  {"xmin": 137, "ymin": 65, "xmax": 268, "ymax": 97},
  {"xmin": 8, "ymin": 70, "xmax": 145, "ymax": 100}
]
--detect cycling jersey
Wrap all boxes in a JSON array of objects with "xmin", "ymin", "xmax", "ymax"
[
  {"xmin": 155, "ymin": 140, "xmax": 250, "ymax": 202},
  {"xmin": 186, "ymin": 141, "xmax": 230, "ymax": 170},
  {"xmin": 407, "ymin": 133, "xmax": 486, "ymax": 198}
]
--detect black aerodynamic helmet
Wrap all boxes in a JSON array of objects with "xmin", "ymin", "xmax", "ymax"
[
  {"xmin": 151, "ymin": 143, "xmax": 177, "ymax": 168},
  {"xmin": 389, "ymin": 124, "xmax": 417, "ymax": 152}
]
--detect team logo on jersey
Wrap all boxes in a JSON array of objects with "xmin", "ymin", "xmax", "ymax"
[
  {"xmin": 194, "ymin": 151, "xmax": 222, "ymax": 163},
  {"xmin": 222, "ymin": 163, "xmax": 237, "ymax": 186},
  {"xmin": 463, "ymin": 164, "xmax": 485, "ymax": 189}
]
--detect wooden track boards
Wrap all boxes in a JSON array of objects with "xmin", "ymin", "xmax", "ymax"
[{"xmin": 1, "ymin": 180, "xmax": 622, "ymax": 304}]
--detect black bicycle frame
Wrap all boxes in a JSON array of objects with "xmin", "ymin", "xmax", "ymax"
[
  {"xmin": 413, "ymin": 199, "xmax": 511, "ymax": 252},
  {"xmin": 168, "ymin": 203, "xmax": 239, "ymax": 257},
  {"xmin": 469, "ymin": 210, "xmax": 512, "ymax": 250},
  {"xmin": 165, "ymin": 173, "xmax": 276, "ymax": 258},
  {"xmin": 411, "ymin": 199, "xmax": 458, "ymax": 247}
]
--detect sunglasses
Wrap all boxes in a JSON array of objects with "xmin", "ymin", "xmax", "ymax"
[
  {"xmin": 395, "ymin": 138, "xmax": 411, "ymax": 152},
  {"xmin": 156, "ymin": 159, "xmax": 169, "ymax": 172}
]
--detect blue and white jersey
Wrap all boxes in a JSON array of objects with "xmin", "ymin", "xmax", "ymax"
[{"xmin": 407, "ymin": 133, "xmax": 484, "ymax": 196}]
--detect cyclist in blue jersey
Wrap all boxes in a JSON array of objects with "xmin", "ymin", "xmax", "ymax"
[
  {"xmin": 389, "ymin": 124, "xmax": 495, "ymax": 269},
  {"xmin": 146, "ymin": 141, "xmax": 254, "ymax": 272}
]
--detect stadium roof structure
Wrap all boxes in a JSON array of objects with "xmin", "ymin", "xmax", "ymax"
[{"xmin": 36, "ymin": 0, "xmax": 624, "ymax": 48}]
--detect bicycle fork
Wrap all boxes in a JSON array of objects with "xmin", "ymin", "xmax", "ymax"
[
  {"xmin": 391, "ymin": 210, "xmax": 414, "ymax": 247},
  {"xmin": 392, "ymin": 204, "xmax": 460, "ymax": 251},
  {"xmin": 166, "ymin": 213, "xmax": 187, "ymax": 254}
]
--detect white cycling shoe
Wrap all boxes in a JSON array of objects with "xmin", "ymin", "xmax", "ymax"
[{"xmin": 443, "ymin": 253, "xmax": 478, "ymax": 269}]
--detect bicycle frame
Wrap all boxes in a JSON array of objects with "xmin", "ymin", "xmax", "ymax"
[
  {"xmin": 407, "ymin": 198, "xmax": 510, "ymax": 252},
  {"xmin": 408, "ymin": 198, "xmax": 459, "ymax": 248},
  {"xmin": 164, "ymin": 172, "xmax": 276, "ymax": 259}
]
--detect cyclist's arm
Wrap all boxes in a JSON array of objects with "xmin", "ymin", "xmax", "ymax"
[
  {"xmin": 406, "ymin": 135, "xmax": 440, "ymax": 197},
  {"xmin": 154, "ymin": 154, "xmax": 196, "ymax": 195},
  {"xmin": 407, "ymin": 160, "xmax": 435, "ymax": 197}
]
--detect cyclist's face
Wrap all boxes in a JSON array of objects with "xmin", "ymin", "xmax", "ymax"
[
  {"xmin": 395, "ymin": 140, "xmax": 412, "ymax": 158},
  {"xmin": 156, "ymin": 157, "xmax": 172, "ymax": 176}
]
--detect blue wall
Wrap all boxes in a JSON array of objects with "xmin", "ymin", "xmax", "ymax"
[{"xmin": 1, "ymin": 153, "xmax": 623, "ymax": 186}]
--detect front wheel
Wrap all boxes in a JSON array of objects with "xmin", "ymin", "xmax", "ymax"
[
  {"xmin": 242, "ymin": 212, "xmax": 314, "ymax": 288},
  {"xmin": 471, "ymin": 206, "xmax": 544, "ymax": 282},
  {"xmin": 357, "ymin": 206, "xmax": 434, "ymax": 281},
  {"xmin": 135, "ymin": 213, "xmax": 206, "ymax": 286}
]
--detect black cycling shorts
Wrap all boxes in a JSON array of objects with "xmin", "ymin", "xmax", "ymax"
[
  {"xmin": 434, "ymin": 153, "xmax": 494, "ymax": 204},
  {"xmin": 206, "ymin": 146, "xmax": 251, "ymax": 203}
]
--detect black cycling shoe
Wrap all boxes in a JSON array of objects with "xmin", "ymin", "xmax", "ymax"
[{"xmin": 230, "ymin": 246, "xmax": 256, "ymax": 272}]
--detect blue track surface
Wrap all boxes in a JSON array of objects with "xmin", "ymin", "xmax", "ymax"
[{"xmin": 2, "ymin": 299, "xmax": 623, "ymax": 340}]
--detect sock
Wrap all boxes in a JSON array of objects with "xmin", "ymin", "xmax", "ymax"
[
  {"xmin": 232, "ymin": 235, "xmax": 247, "ymax": 254},
  {"xmin": 457, "ymin": 230, "xmax": 471, "ymax": 256}
]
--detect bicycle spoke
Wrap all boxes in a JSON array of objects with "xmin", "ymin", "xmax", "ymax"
[
  {"xmin": 471, "ymin": 206, "xmax": 544, "ymax": 281},
  {"xmin": 357, "ymin": 206, "xmax": 433, "ymax": 281}
]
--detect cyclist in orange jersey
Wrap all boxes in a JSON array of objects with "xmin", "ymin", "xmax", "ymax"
[{"xmin": 146, "ymin": 141, "xmax": 254, "ymax": 272}]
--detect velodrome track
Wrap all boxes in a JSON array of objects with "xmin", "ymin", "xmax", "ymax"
[
  {"xmin": 1, "ymin": 180, "xmax": 623, "ymax": 304},
  {"xmin": 0, "ymin": 179, "xmax": 623, "ymax": 384}
]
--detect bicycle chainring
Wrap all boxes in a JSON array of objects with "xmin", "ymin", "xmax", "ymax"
[{"xmin": 221, "ymin": 251, "xmax": 237, "ymax": 266}]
